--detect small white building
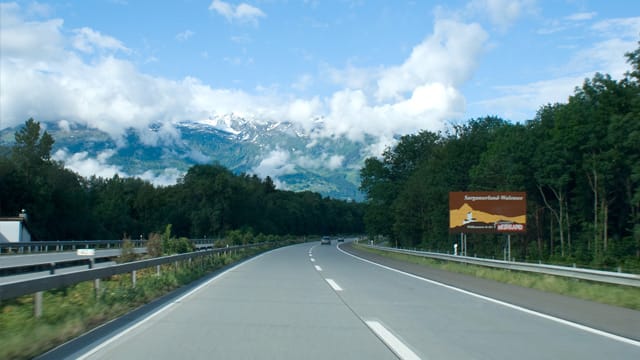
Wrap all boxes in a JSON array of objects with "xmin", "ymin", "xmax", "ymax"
[{"xmin": 0, "ymin": 210, "xmax": 32, "ymax": 243}]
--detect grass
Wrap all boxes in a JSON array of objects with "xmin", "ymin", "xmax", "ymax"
[
  {"xmin": 0, "ymin": 245, "xmax": 271, "ymax": 360},
  {"xmin": 355, "ymin": 244, "xmax": 640, "ymax": 311}
]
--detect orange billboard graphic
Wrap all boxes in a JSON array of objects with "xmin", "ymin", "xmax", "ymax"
[{"xmin": 449, "ymin": 192, "xmax": 526, "ymax": 234}]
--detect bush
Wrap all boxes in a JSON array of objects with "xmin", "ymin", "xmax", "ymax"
[{"xmin": 146, "ymin": 232, "xmax": 163, "ymax": 257}]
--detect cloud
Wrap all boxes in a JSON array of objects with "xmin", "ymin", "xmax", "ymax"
[
  {"xmin": 251, "ymin": 149, "xmax": 296, "ymax": 188},
  {"xmin": 72, "ymin": 27, "xmax": 130, "ymax": 54},
  {"xmin": 474, "ymin": 16, "xmax": 640, "ymax": 122},
  {"xmin": 209, "ymin": 0, "xmax": 265, "ymax": 24},
  {"xmin": 565, "ymin": 12, "xmax": 597, "ymax": 22},
  {"xmin": 327, "ymin": 155, "xmax": 344, "ymax": 170},
  {"xmin": 1, "ymin": 6, "xmax": 488, "ymax": 157},
  {"xmin": 466, "ymin": 0, "xmax": 536, "ymax": 29},
  {"xmin": 176, "ymin": 29, "xmax": 195, "ymax": 42},
  {"xmin": 53, "ymin": 149, "xmax": 124, "ymax": 179},
  {"xmin": 375, "ymin": 20, "xmax": 488, "ymax": 101},
  {"xmin": 52, "ymin": 148, "xmax": 183, "ymax": 186}
]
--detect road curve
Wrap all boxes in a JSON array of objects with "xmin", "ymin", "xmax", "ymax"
[{"xmin": 52, "ymin": 241, "xmax": 639, "ymax": 359}]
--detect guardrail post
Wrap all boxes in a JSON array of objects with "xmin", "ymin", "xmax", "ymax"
[
  {"xmin": 88, "ymin": 258, "xmax": 94, "ymax": 269},
  {"xmin": 50, "ymin": 262, "xmax": 56, "ymax": 275},
  {"xmin": 94, "ymin": 278, "xmax": 101, "ymax": 298},
  {"xmin": 156, "ymin": 265, "xmax": 161, "ymax": 276},
  {"xmin": 132, "ymin": 270, "xmax": 137, "ymax": 288},
  {"xmin": 34, "ymin": 291, "xmax": 43, "ymax": 318}
]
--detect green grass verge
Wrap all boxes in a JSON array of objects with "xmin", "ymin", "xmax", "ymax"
[
  {"xmin": 355, "ymin": 244, "xmax": 640, "ymax": 311},
  {"xmin": 0, "ymin": 245, "xmax": 272, "ymax": 360}
]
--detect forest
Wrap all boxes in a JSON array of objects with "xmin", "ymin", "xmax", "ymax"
[
  {"xmin": 360, "ymin": 43, "xmax": 640, "ymax": 270},
  {"xmin": 0, "ymin": 120, "xmax": 364, "ymax": 241}
]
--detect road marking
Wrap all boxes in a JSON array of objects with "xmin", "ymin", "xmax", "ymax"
[
  {"xmin": 315, "ymin": 265, "xmax": 322, "ymax": 271},
  {"xmin": 310, "ymin": 258, "xmax": 315, "ymax": 262},
  {"xmin": 366, "ymin": 321, "xmax": 421, "ymax": 360},
  {"xmin": 76, "ymin": 247, "xmax": 285, "ymax": 359},
  {"xmin": 325, "ymin": 278, "xmax": 343, "ymax": 291},
  {"xmin": 337, "ymin": 244, "xmax": 640, "ymax": 348}
]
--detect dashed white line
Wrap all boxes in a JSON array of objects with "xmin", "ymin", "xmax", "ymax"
[
  {"xmin": 310, "ymin": 258, "xmax": 315, "ymax": 262},
  {"xmin": 315, "ymin": 265, "xmax": 322, "ymax": 271},
  {"xmin": 325, "ymin": 278, "xmax": 343, "ymax": 291},
  {"xmin": 366, "ymin": 321, "xmax": 421, "ymax": 360}
]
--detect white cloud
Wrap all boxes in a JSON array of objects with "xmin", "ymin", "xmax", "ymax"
[
  {"xmin": 1, "ymin": 4, "xmax": 486, "ymax": 165},
  {"xmin": 53, "ymin": 149, "xmax": 124, "ymax": 179},
  {"xmin": 52, "ymin": 148, "xmax": 184, "ymax": 186},
  {"xmin": 466, "ymin": 0, "xmax": 536, "ymax": 29},
  {"xmin": 474, "ymin": 16, "xmax": 640, "ymax": 122},
  {"xmin": 250, "ymin": 149, "xmax": 299, "ymax": 188},
  {"xmin": 470, "ymin": 75, "xmax": 585, "ymax": 122},
  {"xmin": 327, "ymin": 155, "xmax": 344, "ymax": 170},
  {"xmin": 252, "ymin": 149, "xmax": 296, "ymax": 178},
  {"xmin": 58, "ymin": 119, "xmax": 71, "ymax": 132},
  {"xmin": 176, "ymin": 29, "xmax": 195, "ymax": 42},
  {"xmin": 138, "ymin": 168, "xmax": 183, "ymax": 186},
  {"xmin": 375, "ymin": 20, "xmax": 488, "ymax": 101},
  {"xmin": 72, "ymin": 27, "xmax": 130, "ymax": 54},
  {"xmin": 209, "ymin": 0, "xmax": 265, "ymax": 24},
  {"xmin": 565, "ymin": 12, "xmax": 597, "ymax": 22},
  {"xmin": 291, "ymin": 73, "xmax": 313, "ymax": 91}
]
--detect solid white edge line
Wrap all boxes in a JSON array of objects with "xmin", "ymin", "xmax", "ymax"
[
  {"xmin": 337, "ymin": 244, "xmax": 640, "ymax": 348},
  {"xmin": 366, "ymin": 321, "xmax": 421, "ymax": 360},
  {"xmin": 315, "ymin": 265, "xmax": 322, "ymax": 271},
  {"xmin": 325, "ymin": 278, "xmax": 343, "ymax": 291},
  {"xmin": 76, "ymin": 246, "xmax": 286, "ymax": 360}
]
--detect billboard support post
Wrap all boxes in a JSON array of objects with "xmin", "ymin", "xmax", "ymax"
[{"xmin": 507, "ymin": 234, "xmax": 511, "ymax": 262}]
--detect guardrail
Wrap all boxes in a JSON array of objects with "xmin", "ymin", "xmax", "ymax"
[
  {"xmin": 0, "ymin": 239, "xmax": 217, "ymax": 254},
  {"xmin": 0, "ymin": 241, "xmax": 281, "ymax": 302},
  {"xmin": 364, "ymin": 245, "xmax": 640, "ymax": 288}
]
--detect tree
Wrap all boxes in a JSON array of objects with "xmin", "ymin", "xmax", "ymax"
[{"xmin": 12, "ymin": 118, "xmax": 54, "ymax": 176}]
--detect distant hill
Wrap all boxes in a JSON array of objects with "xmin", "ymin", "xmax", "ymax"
[{"xmin": 0, "ymin": 115, "xmax": 372, "ymax": 200}]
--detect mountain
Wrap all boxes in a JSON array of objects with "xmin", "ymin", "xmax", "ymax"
[{"xmin": 0, "ymin": 115, "xmax": 371, "ymax": 200}]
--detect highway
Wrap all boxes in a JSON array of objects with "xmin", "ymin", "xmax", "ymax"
[{"xmin": 50, "ymin": 241, "xmax": 639, "ymax": 359}]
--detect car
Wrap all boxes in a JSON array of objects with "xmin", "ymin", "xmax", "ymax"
[
  {"xmin": 320, "ymin": 236, "xmax": 331, "ymax": 245},
  {"xmin": 337, "ymin": 237, "xmax": 344, "ymax": 242}
]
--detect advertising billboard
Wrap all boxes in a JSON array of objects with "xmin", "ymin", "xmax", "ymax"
[{"xmin": 449, "ymin": 192, "xmax": 526, "ymax": 234}]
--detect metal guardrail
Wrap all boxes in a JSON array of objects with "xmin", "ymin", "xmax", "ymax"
[
  {"xmin": 0, "ymin": 239, "xmax": 217, "ymax": 254},
  {"xmin": 0, "ymin": 241, "xmax": 279, "ymax": 301},
  {"xmin": 365, "ymin": 245, "xmax": 640, "ymax": 288}
]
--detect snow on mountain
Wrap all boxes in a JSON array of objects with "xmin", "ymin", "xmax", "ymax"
[{"xmin": 1, "ymin": 116, "xmax": 367, "ymax": 200}]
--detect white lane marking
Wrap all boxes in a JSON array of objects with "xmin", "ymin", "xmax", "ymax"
[
  {"xmin": 336, "ymin": 244, "xmax": 640, "ymax": 348},
  {"xmin": 76, "ymin": 247, "xmax": 284, "ymax": 360},
  {"xmin": 325, "ymin": 278, "xmax": 343, "ymax": 291},
  {"xmin": 366, "ymin": 321, "xmax": 421, "ymax": 360},
  {"xmin": 315, "ymin": 265, "xmax": 322, "ymax": 271},
  {"xmin": 310, "ymin": 258, "xmax": 315, "ymax": 262}
]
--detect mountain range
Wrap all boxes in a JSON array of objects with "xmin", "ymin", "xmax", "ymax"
[{"xmin": 0, "ymin": 115, "xmax": 374, "ymax": 200}]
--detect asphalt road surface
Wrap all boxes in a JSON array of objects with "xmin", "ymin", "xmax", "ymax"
[{"xmin": 57, "ymin": 241, "xmax": 639, "ymax": 360}]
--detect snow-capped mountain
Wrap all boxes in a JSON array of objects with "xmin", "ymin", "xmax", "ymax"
[{"xmin": 0, "ymin": 115, "xmax": 368, "ymax": 200}]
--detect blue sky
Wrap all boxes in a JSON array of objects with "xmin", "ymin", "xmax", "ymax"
[{"xmin": 1, "ymin": 0, "xmax": 639, "ymax": 150}]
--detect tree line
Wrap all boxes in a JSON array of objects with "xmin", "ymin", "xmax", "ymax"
[
  {"xmin": 360, "ymin": 43, "xmax": 640, "ymax": 270},
  {"xmin": 0, "ymin": 119, "xmax": 364, "ymax": 241}
]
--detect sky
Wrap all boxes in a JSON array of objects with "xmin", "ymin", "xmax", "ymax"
[{"xmin": 1, "ymin": 0, "xmax": 639, "ymax": 167}]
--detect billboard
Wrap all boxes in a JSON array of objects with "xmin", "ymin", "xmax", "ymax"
[{"xmin": 449, "ymin": 192, "xmax": 526, "ymax": 234}]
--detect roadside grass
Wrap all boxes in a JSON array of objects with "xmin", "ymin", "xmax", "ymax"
[
  {"xmin": 354, "ymin": 244, "xmax": 640, "ymax": 311},
  {"xmin": 0, "ymin": 246, "xmax": 267, "ymax": 360}
]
